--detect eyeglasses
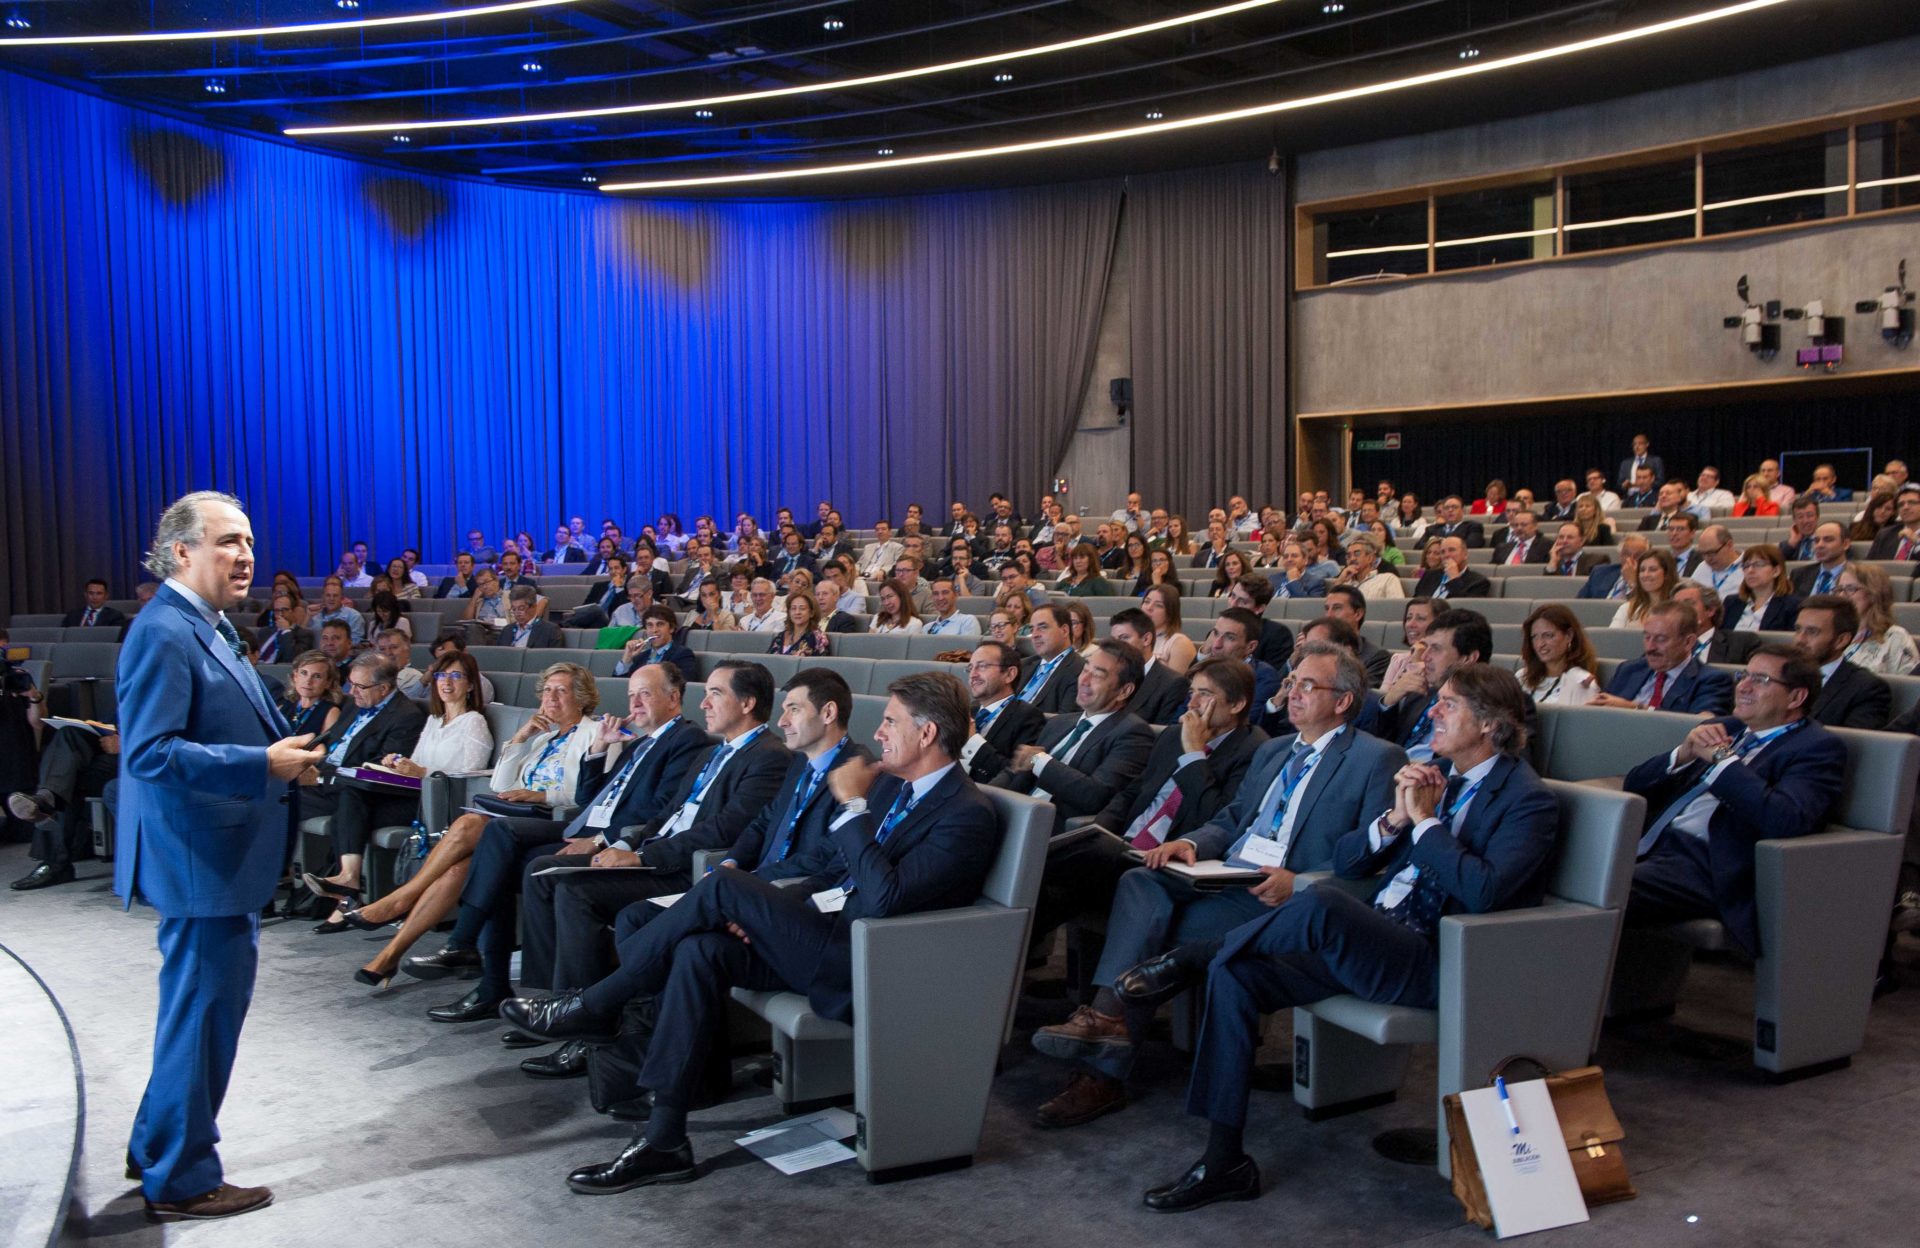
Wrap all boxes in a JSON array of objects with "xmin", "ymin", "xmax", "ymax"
[
  {"xmin": 1736, "ymin": 671, "xmax": 1784, "ymax": 688},
  {"xmin": 433, "ymin": 671, "xmax": 466, "ymax": 683},
  {"xmin": 1278, "ymin": 677, "xmax": 1332, "ymax": 696},
  {"xmin": 348, "ymin": 680, "xmax": 386, "ymax": 693}
]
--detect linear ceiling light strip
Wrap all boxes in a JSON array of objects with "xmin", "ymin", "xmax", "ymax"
[
  {"xmin": 0, "ymin": 1, "xmax": 580, "ymax": 46},
  {"xmin": 284, "ymin": 0, "xmax": 1293, "ymax": 135},
  {"xmin": 598, "ymin": 0, "xmax": 1801, "ymax": 192}
]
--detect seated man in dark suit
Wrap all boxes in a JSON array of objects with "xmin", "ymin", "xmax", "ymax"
[
  {"xmin": 1198, "ymin": 608, "xmax": 1284, "ymax": 716},
  {"xmin": 1578, "ymin": 534, "xmax": 1650, "ymax": 600},
  {"xmin": 1426, "ymin": 497, "xmax": 1486, "ymax": 549},
  {"xmin": 1777, "ymin": 499, "xmax": 1821, "ymax": 563},
  {"xmin": 1322, "ymin": 586, "xmax": 1390, "ymax": 687},
  {"xmin": 989, "ymin": 640, "xmax": 1154, "ymax": 824},
  {"xmin": 1788, "ymin": 522, "xmax": 1852, "ymax": 597},
  {"xmin": 1223, "ymin": 576, "xmax": 1295, "ymax": 672},
  {"xmin": 717, "ymin": 671, "xmax": 875, "ymax": 880},
  {"xmin": 505, "ymin": 671, "xmax": 1000, "ymax": 1192},
  {"xmin": 1490, "ymin": 509, "xmax": 1550, "ymax": 566},
  {"xmin": 1866, "ymin": 484, "xmax": 1920, "ymax": 561},
  {"xmin": 1014, "ymin": 604, "xmax": 1086, "ymax": 714},
  {"xmin": 1591, "ymin": 601, "xmax": 1735, "ymax": 716},
  {"xmin": 811, "ymin": 579, "xmax": 862, "ymax": 635},
  {"xmin": 403, "ymin": 664, "xmax": 710, "ymax": 1020},
  {"xmin": 512, "ymin": 664, "xmax": 789, "ymax": 1074},
  {"xmin": 1671, "ymin": 583, "xmax": 1759, "ymax": 668},
  {"xmin": 1412, "ymin": 536, "xmax": 1490, "ymax": 600},
  {"xmin": 958, "ymin": 641, "xmax": 1049, "ymax": 782},
  {"xmin": 1622, "ymin": 464, "xmax": 1660, "ymax": 509},
  {"xmin": 295, "ymin": 654, "xmax": 429, "ymax": 892},
  {"xmin": 613, "ymin": 605, "xmax": 697, "ymax": 678},
  {"xmin": 543, "ymin": 525, "xmax": 589, "ymax": 564},
  {"xmin": 627, "ymin": 545, "xmax": 674, "ymax": 600},
  {"xmin": 569, "ymin": 553, "xmax": 631, "ymax": 627},
  {"xmin": 254, "ymin": 593, "xmax": 314, "ymax": 665},
  {"xmin": 8, "ymin": 720, "xmax": 120, "ymax": 891},
  {"xmin": 1791, "ymin": 595, "xmax": 1892, "ymax": 728},
  {"xmin": 1544, "ymin": 523, "xmax": 1606, "ymax": 580},
  {"xmin": 499, "ymin": 585, "xmax": 563, "ymax": 649},
  {"xmin": 494, "ymin": 550, "xmax": 538, "ymax": 593},
  {"xmin": 1121, "ymin": 665, "xmax": 1558, "ymax": 1210},
  {"xmin": 63, "ymin": 579, "xmax": 128, "ymax": 629},
  {"xmin": 759, "ymin": 529, "xmax": 818, "ymax": 583},
  {"xmin": 435, "ymin": 551, "xmax": 480, "ymax": 600},
  {"xmin": 1028, "ymin": 645, "xmax": 1398, "ymax": 1127},
  {"xmin": 1619, "ymin": 643, "xmax": 1844, "ymax": 962},
  {"xmin": 1110, "ymin": 607, "xmax": 1189, "ymax": 725}
]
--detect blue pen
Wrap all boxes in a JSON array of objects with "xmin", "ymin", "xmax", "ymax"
[{"xmin": 1496, "ymin": 1076, "xmax": 1520, "ymax": 1136}]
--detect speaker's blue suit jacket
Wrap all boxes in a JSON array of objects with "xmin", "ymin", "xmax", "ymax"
[{"xmin": 114, "ymin": 583, "xmax": 294, "ymax": 918}]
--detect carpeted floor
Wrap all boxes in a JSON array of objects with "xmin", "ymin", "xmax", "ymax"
[{"xmin": 3, "ymin": 841, "xmax": 1916, "ymax": 1248}]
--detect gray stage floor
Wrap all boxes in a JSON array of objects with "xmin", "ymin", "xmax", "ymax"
[{"xmin": 3, "ymin": 841, "xmax": 1916, "ymax": 1248}]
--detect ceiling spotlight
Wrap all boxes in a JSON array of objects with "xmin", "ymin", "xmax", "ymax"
[
  {"xmin": 521, "ymin": 59, "xmax": 543, "ymax": 72},
  {"xmin": 694, "ymin": 108, "xmax": 714, "ymax": 119},
  {"xmin": 1144, "ymin": 109, "xmax": 1165, "ymax": 120},
  {"xmin": 5, "ymin": 12, "xmax": 31, "ymax": 28},
  {"xmin": 993, "ymin": 72, "xmax": 1014, "ymax": 83},
  {"xmin": 1459, "ymin": 45, "xmax": 1480, "ymax": 59},
  {"xmin": 1322, "ymin": 1, "xmax": 1345, "ymax": 12},
  {"xmin": 877, "ymin": 147, "xmax": 895, "ymax": 156},
  {"xmin": 580, "ymin": 172, "xmax": 599, "ymax": 184},
  {"xmin": 336, "ymin": 0, "xmax": 361, "ymax": 9},
  {"xmin": 392, "ymin": 133, "xmax": 412, "ymax": 143},
  {"xmin": 822, "ymin": 17, "xmax": 845, "ymax": 31},
  {"xmin": 204, "ymin": 78, "xmax": 228, "ymax": 94}
]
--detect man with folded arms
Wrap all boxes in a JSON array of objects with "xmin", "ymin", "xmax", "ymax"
[
  {"xmin": 1029, "ymin": 644, "xmax": 1401, "ymax": 1128},
  {"xmin": 1117, "ymin": 665, "xmax": 1556, "ymax": 1211},
  {"xmin": 1618, "ymin": 643, "xmax": 1843, "ymax": 961},
  {"xmin": 503, "ymin": 672, "xmax": 998, "ymax": 1193}
]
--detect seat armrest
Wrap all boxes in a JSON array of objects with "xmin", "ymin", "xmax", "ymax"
[
  {"xmin": 422, "ymin": 771, "xmax": 500, "ymax": 832},
  {"xmin": 691, "ymin": 848, "xmax": 728, "ymax": 876}
]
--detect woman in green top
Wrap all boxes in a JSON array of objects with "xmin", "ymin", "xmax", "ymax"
[
  {"xmin": 1061, "ymin": 542, "xmax": 1117, "ymax": 597},
  {"xmin": 1368, "ymin": 519, "xmax": 1407, "ymax": 566}
]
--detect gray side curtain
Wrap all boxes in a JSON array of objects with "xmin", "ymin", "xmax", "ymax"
[{"xmin": 1127, "ymin": 162, "xmax": 1288, "ymax": 518}]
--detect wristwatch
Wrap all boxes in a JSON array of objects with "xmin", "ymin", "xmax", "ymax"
[{"xmin": 1710, "ymin": 742, "xmax": 1736, "ymax": 764}]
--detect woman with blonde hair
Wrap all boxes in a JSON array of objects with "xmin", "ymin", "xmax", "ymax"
[{"xmin": 1834, "ymin": 563, "xmax": 1918, "ymax": 675}]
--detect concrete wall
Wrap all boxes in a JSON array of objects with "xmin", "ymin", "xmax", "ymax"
[
  {"xmin": 1293, "ymin": 38, "xmax": 1920, "ymax": 417},
  {"xmin": 1053, "ymin": 204, "xmax": 1133, "ymax": 517}
]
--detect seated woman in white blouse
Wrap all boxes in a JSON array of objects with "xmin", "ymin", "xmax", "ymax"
[
  {"xmin": 1518, "ymin": 603, "xmax": 1601, "ymax": 706},
  {"xmin": 308, "ymin": 650, "xmax": 495, "ymax": 916},
  {"xmin": 317, "ymin": 661, "xmax": 598, "ymax": 988},
  {"xmin": 869, "ymin": 579, "xmax": 925, "ymax": 634}
]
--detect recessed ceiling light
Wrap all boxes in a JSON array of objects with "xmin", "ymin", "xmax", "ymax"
[
  {"xmin": 521, "ymin": 59, "xmax": 543, "ymax": 72},
  {"xmin": 1, "ymin": 1, "xmax": 580, "ymax": 45},
  {"xmin": 204, "ymin": 78, "xmax": 228, "ymax": 94},
  {"xmin": 1459, "ymin": 45, "xmax": 1480, "ymax": 59},
  {"xmin": 823, "ymin": 18, "xmax": 845, "ymax": 31},
  {"xmin": 1322, "ymin": 1, "xmax": 1345, "ymax": 13},
  {"xmin": 288, "ymin": 0, "xmax": 1296, "ymax": 136},
  {"xmin": 3, "ymin": 14, "xmax": 30, "ymax": 30},
  {"xmin": 392, "ymin": 133, "xmax": 412, "ymax": 143},
  {"xmin": 1144, "ymin": 110, "xmax": 1165, "ymax": 120},
  {"xmin": 878, "ymin": 147, "xmax": 895, "ymax": 156},
  {"xmin": 580, "ymin": 172, "xmax": 599, "ymax": 184},
  {"xmin": 993, "ymin": 72, "xmax": 1014, "ymax": 83},
  {"xmin": 597, "ymin": 0, "xmax": 1799, "ymax": 191},
  {"xmin": 336, "ymin": 0, "xmax": 361, "ymax": 9},
  {"xmin": 694, "ymin": 108, "xmax": 714, "ymax": 119}
]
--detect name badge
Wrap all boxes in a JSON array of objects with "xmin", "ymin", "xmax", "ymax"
[
  {"xmin": 1235, "ymin": 834, "xmax": 1289, "ymax": 870},
  {"xmin": 811, "ymin": 887, "xmax": 849, "ymax": 914},
  {"xmin": 585, "ymin": 802, "xmax": 615, "ymax": 829},
  {"xmin": 1374, "ymin": 864, "xmax": 1420, "ymax": 909}
]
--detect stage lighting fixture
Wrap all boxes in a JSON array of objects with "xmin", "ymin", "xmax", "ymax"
[
  {"xmin": 4, "ymin": 13, "xmax": 30, "ymax": 29},
  {"xmin": 204, "ymin": 78, "xmax": 228, "ymax": 94},
  {"xmin": 1322, "ymin": 2, "xmax": 1346, "ymax": 13},
  {"xmin": 1145, "ymin": 110, "xmax": 1165, "ymax": 119},
  {"xmin": 0, "ymin": 1, "xmax": 578, "ymax": 45},
  {"xmin": 823, "ymin": 18, "xmax": 845, "ymax": 31},
  {"xmin": 392, "ymin": 134, "xmax": 412, "ymax": 143},
  {"xmin": 993, "ymin": 72, "xmax": 1014, "ymax": 83},
  {"xmin": 878, "ymin": 147, "xmax": 895, "ymax": 156},
  {"xmin": 1459, "ymin": 45, "xmax": 1480, "ymax": 59},
  {"xmin": 521, "ymin": 59, "xmax": 543, "ymax": 73},
  {"xmin": 694, "ymin": 108, "xmax": 715, "ymax": 119},
  {"xmin": 580, "ymin": 172, "xmax": 599, "ymax": 184}
]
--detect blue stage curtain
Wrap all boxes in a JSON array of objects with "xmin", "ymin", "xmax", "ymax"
[{"xmin": 0, "ymin": 70, "xmax": 1121, "ymax": 611}]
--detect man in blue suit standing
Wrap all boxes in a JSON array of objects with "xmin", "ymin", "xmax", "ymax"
[
  {"xmin": 1115, "ymin": 665, "xmax": 1559, "ymax": 1211},
  {"xmin": 116, "ymin": 492, "xmax": 326, "ymax": 1222}
]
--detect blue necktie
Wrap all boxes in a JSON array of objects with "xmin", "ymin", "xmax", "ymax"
[
  {"xmin": 1378, "ymin": 775, "xmax": 1467, "ymax": 935},
  {"xmin": 1018, "ymin": 654, "xmax": 1062, "ymax": 702},
  {"xmin": 1814, "ymin": 569, "xmax": 1836, "ymax": 594},
  {"xmin": 1225, "ymin": 742, "xmax": 1313, "ymax": 865},
  {"xmin": 1635, "ymin": 732, "xmax": 1762, "ymax": 856},
  {"xmin": 974, "ymin": 704, "xmax": 999, "ymax": 732},
  {"xmin": 836, "ymin": 785, "xmax": 918, "ymax": 894},
  {"xmin": 768, "ymin": 758, "xmax": 833, "ymax": 864}
]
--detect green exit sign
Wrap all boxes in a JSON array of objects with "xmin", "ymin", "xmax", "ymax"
[{"xmin": 1356, "ymin": 432, "xmax": 1402, "ymax": 452}]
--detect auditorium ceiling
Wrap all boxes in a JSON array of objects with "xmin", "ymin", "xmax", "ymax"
[{"xmin": 5, "ymin": 1, "xmax": 1917, "ymax": 196}]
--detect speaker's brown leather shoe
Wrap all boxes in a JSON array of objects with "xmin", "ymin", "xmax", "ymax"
[{"xmin": 144, "ymin": 1183, "xmax": 273, "ymax": 1222}]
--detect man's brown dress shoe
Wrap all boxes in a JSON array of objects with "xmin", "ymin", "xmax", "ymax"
[
  {"xmin": 144, "ymin": 1183, "xmax": 273, "ymax": 1222},
  {"xmin": 1033, "ymin": 1072, "xmax": 1126, "ymax": 1129}
]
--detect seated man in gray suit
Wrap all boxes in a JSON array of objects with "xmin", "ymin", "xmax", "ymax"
[{"xmin": 1026, "ymin": 641, "xmax": 1404, "ymax": 1128}]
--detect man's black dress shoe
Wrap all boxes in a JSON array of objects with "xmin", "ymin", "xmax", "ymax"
[
  {"xmin": 426, "ymin": 988, "xmax": 501, "ymax": 1023},
  {"xmin": 402, "ymin": 945, "xmax": 482, "ymax": 981},
  {"xmin": 567, "ymin": 1137, "xmax": 697, "ymax": 1194},
  {"xmin": 606, "ymin": 1093, "xmax": 654, "ymax": 1122},
  {"xmin": 1142, "ymin": 1155, "xmax": 1261, "ymax": 1212},
  {"xmin": 1115, "ymin": 948, "xmax": 1210, "ymax": 1011},
  {"xmin": 11, "ymin": 863, "xmax": 75, "ymax": 891},
  {"xmin": 499, "ymin": 1028, "xmax": 546, "ymax": 1049},
  {"xmin": 521, "ymin": 1039, "xmax": 593, "ymax": 1079},
  {"xmin": 500, "ymin": 991, "xmax": 619, "ymax": 1042}
]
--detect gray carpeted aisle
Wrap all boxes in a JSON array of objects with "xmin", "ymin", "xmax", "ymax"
[{"xmin": 3, "ymin": 841, "xmax": 1916, "ymax": 1247}]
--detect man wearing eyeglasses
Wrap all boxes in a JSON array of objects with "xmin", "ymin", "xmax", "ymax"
[
  {"xmin": 957, "ymin": 641, "xmax": 1047, "ymax": 782},
  {"xmin": 1616, "ymin": 643, "xmax": 1844, "ymax": 965},
  {"xmin": 373, "ymin": 628, "xmax": 428, "ymax": 702},
  {"xmin": 294, "ymin": 654, "xmax": 427, "ymax": 875},
  {"xmin": 1027, "ymin": 643, "xmax": 1402, "ymax": 1130}
]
